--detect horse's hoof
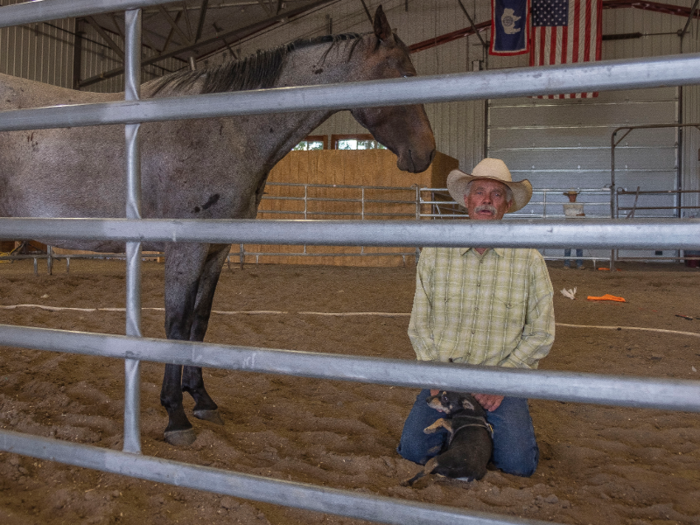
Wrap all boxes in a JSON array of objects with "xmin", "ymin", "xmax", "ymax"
[
  {"xmin": 164, "ymin": 428, "xmax": 197, "ymax": 447},
  {"xmin": 193, "ymin": 408, "xmax": 224, "ymax": 426}
]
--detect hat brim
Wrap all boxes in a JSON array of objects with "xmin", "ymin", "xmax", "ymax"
[{"xmin": 446, "ymin": 169, "xmax": 533, "ymax": 213}]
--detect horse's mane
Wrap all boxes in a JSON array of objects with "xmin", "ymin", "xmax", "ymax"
[{"xmin": 149, "ymin": 32, "xmax": 364, "ymax": 97}]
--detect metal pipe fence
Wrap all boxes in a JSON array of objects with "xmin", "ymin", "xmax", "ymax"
[
  {"xmin": 6, "ymin": 184, "xmax": 697, "ymax": 268},
  {"xmin": 614, "ymin": 188, "xmax": 700, "ymax": 264},
  {"xmin": 1, "ymin": 1, "xmax": 700, "ymax": 524},
  {"xmin": 0, "ymin": 183, "xmax": 692, "ymax": 267},
  {"xmin": 242, "ymin": 181, "xmax": 419, "ymax": 263},
  {"xmin": 419, "ymin": 187, "xmax": 614, "ymax": 267}
]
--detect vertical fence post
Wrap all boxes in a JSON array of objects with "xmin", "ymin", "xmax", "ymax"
[
  {"xmin": 304, "ymin": 183, "xmax": 308, "ymax": 255},
  {"xmin": 47, "ymin": 245, "xmax": 53, "ymax": 275},
  {"xmin": 123, "ymin": 8, "xmax": 143, "ymax": 455},
  {"xmin": 542, "ymin": 190, "xmax": 547, "ymax": 218},
  {"xmin": 415, "ymin": 186, "xmax": 421, "ymax": 262},
  {"xmin": 610, "ymin": 130, "xmax": 618, "ymax": 271}
]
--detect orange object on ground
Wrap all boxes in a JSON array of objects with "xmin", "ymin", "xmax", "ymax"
[{"xmin": 587, "ymin": 294, "xmax": 626, "ymax": 302}]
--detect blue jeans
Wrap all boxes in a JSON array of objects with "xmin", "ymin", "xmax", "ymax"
[
  {"xmin": 564, "ymin": 248, "xmax": 583, "ymax": 267},
  {"xmin": 397, "ymin": 389, "xmax": 539, "ymax": 477}
]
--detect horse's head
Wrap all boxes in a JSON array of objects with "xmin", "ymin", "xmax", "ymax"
[{"xmin": 349, "ymin": 6, "xmax": 436, "ymax": 173}]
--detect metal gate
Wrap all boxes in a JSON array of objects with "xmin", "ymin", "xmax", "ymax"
[
  {"xmin": 1, "ymin": 1, "xmax": 700, "ymax": 524},
  {"xmin": 488, "ymin": 86, "xmax": 680, "ymax": 262}
]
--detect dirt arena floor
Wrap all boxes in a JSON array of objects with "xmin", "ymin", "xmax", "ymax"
[{"xmin": 0, "ymin": 257, "xmax": 698, "ymax": 525}]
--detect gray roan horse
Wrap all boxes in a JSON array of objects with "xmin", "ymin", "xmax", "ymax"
[{"xmin": 0, "ymin": 6, "xmax": 435, "ymax": 446}]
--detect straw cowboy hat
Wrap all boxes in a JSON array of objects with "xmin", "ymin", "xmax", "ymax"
[{"xmin": 447, "ymin": 158, "xmax": 533, "ymax": 213}]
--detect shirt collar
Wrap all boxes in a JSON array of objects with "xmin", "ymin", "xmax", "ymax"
[{"xmin": 461, "ymin": 247, "xmax": 505, "ymax": 258}]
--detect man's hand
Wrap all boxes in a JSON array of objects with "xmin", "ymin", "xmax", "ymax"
[
  {"xmin": 473, "ymin": 393, "xmax": 504, "ymax": 412},
  {"xmin": 430, "ymin": 389, "xmax": 440, "ymax": 396}
]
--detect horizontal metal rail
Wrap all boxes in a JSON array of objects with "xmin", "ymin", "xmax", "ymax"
[
  {"xmin": 240, "ymin": 251, "xmax": 415, "ymax": 260},
  {"xmin": 617, "ymin": 206, "xmax": 699, "ymax": 211},
  {"xmin": 0, "ymin": 0, "xmax": 167, "ymax": 28},
  {"xmin": 617, "ymin": 189, "xmax": 700, "ymax": 195},
  {"xmin": 0, "ymin": 429, "xmax": 556, "ymax": 525},
  {"xmin": 1, "ymin": 324, "xmax": 699, "ymax": 412},
  {"xmin": 0, "ymin": 218, "xmax": 698, "ymax": 249},
  {"xmin": 4, "ymin": 53, "xmax": 700, "ymax": 132},
  {"xmin": 270, "ymin": 182, "xmax": 416, "ymax": 191},
  {"xmin": 259, "ymin": 210, "xmax": 415, "ymax": 218}
]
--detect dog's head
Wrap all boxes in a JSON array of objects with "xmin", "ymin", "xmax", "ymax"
[{"xmin": 426, "ymin": 391, "xmax": 486, "ymax": 417}]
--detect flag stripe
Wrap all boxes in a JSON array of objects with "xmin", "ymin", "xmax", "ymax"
[{"xmin": 530, "ymin": 0, "xmax": 601, "ymax": 98}]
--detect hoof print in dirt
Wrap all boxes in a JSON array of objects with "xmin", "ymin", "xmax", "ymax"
[{"xmin": 194, "ymin": 408, "xmax": 225, "ymax": 426}]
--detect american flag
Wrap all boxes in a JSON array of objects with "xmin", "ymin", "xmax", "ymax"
[{"xmin": 530, "ymin": 0, "xmax": 602, "ymax": 98}]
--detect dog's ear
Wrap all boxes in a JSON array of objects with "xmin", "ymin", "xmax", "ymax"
[{"xmin": 461, "ymin": 399, "xmax": 475, "ymax": 411}]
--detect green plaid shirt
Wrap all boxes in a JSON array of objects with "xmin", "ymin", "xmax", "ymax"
[{"xmin": 408, "ymin": 247, "xmax": 555, "ymax": 369}]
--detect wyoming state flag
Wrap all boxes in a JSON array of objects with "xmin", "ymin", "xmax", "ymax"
[{"xmin": 490, "ymin": 0, "xmax": 530, "ymax": 55}]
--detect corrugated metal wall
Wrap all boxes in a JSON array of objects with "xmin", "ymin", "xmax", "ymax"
[
  {"xmin": 0, "ymin": 0, "xmax": 184, "ymax": 93},
  {"xmin": 0, "ymin": 0, "xmax": 75, "ymax": 88},
  {"xmin": 483, "ymin": 3, "xmax": 698, "ymax": 259},
  {"xmin": 488, "ymin": 88, "xmax": 678, "ymax": 197},
  {"xmin": 680, "ymin": 13, "xmax": 700, "ymax": 217},
  {"xmin": 79, "ymin": 21, "xmax": 186, "ymax": 94},
  {"xmin": 487, "ymin": 6, "xmax": 691, "ymax": 202}
]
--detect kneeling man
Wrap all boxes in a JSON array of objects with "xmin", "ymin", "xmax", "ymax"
[{"xmin": 398, "ymin": 158, "xmax": 555, "ymax": 477}]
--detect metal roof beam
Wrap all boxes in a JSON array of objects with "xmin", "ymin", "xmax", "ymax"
[
  {"xmin": 158, "ymin": 4, "xmax": 192, "ymax": 45},
  {"xmin": 195, "ymin": 0, "xmax": 210, "ymax": 42},
  {"xmin": 85, "ymin": 16, "xmax": 125, "ymax": 61},
  {"xmin": 78, "ymin": 0, "xmax": 338, "ymax": 88}
]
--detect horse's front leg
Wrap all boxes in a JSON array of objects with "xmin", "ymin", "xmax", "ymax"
[
  {"xmin": 161, "ymin": 242, "xmax": 210, "ymax": 446},
  {"xmin": 182, "ymin": 244, "xmax": 231, "ymax": 426}
]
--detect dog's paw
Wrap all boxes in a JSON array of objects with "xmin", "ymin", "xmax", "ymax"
[{"xmin": 423, "ymin": 418, "xmax": 446, "ymax": 434}]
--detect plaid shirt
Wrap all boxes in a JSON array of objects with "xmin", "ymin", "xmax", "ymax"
[{"xmin": 408, "ymin": 247, "xmax": 555, "ymax": 369}]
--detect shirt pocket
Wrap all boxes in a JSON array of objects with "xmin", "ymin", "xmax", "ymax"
[{"xmin": 494, "ymin": 296, "xmax": 527, "ymax": 331}]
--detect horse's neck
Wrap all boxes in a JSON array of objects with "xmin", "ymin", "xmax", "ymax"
[
  {"xmin": 275, "ymin": 40, "xmax": 359, "ymax": 87},
  {"xmin": 249, "ymin": 110, "xmax": 332, "ymax": 171},
  {"xmin": 239, "ymin": 40, "xmax": 362, "ymax": 168}
]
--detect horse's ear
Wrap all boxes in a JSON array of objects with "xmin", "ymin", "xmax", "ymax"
[{"xmin": 373, "ymin": 5, "xmax": 392, "ymax": 41}]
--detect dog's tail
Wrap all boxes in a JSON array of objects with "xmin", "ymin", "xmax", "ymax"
[
  {"xmin": 401, "ymin": 457, "xmax": 438, "ymax": 487},
  {"xmin": 401, "ymin": 470, "xmax": 426, "ymax": 487}
]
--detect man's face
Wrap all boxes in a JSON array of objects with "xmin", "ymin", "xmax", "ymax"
[{"xmin": 464, "ymin": 179, "xmax": 512, "ymax": 221}]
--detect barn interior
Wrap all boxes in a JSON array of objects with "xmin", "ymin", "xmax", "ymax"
[
  {"xmin": 3, "ymin": 0, "xmax": 700, "ymax": 266},
  {"xmin": 0, "ymin": 1, "xmax": 699, "ymax": 525}
]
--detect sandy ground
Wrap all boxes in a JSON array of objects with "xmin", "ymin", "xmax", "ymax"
[{"xmin": 0, "ymin": 258, "xmax": 698, "ymax": 525}]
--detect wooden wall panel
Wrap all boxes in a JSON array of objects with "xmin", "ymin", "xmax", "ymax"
[{"xmin": 243, "ymin": 150, "xmax": 457, "ymax": 267}]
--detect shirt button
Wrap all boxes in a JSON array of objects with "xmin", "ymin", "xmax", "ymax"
[
  {"xmin": 474, "ymin": 307, "xmax": 479, "ymax": 311},
  {"xmin": 471, "ymin": 330, "xmax": 475, "ymax": 335}
]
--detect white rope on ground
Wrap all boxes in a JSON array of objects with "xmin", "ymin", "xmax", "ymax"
[
  {"xmin": 298, "ymin": 311, "xmax": 410, "ymax": 317},
  {"xmin": 0, "ymin": 305, "xmax": 287, "ymax": 315},
  {"xmin": 0, "ymin": 304, "xmax": 698, "ymax": 337},
  {"xmin": 556, "ymin": 322, "xmax": 700, "ymax": 338}
]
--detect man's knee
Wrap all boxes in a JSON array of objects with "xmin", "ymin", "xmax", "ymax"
[
  {"xmin": 397, "ymin": 440, "xmax": 441, "ymax": 465},
  {"xmin": 493, "ymin": 444, "xmax": 539, "ymax": 477}
]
